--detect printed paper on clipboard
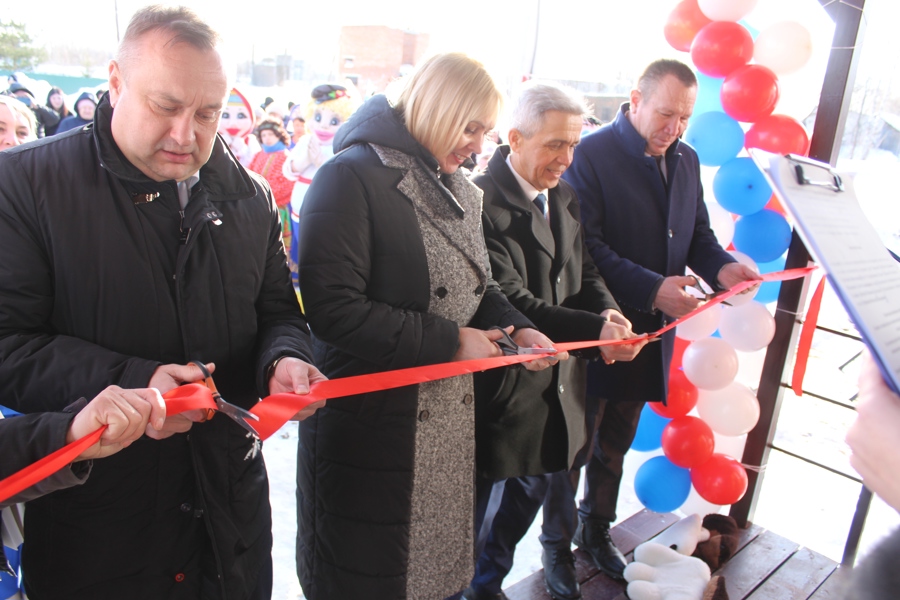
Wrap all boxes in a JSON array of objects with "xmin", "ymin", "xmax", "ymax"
[{"xmin": 750, "ymin": 150, "xmax": 900, "ymax": 394}]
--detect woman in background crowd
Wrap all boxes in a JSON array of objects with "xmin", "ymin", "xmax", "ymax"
[
  {"xmin": 44, "ymin": 87, "xmax": 70, "ymax": 136},
  {"xmin": 247, "ymin": 117, "xmax": 294, "ymax": 248}
]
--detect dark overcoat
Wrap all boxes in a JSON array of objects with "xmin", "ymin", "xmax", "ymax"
[
  {"xmin": 296, "ymin": 95, "xmax": 533, "ymax": 599},
  {"xmin": 562, "ymin": 103, "xmax": 735, "ymax": 403},
  {"xmin": 474, "ymin": 147, "xmax": 619, "ymax": 479},
  {"xmin": 0, "ymin": 96, "xmax": 312, "ymax": 600}
]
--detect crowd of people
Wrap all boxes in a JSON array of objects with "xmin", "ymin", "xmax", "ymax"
[{"xmin": 0, "ymin": 4, "xmax": 896, "ymax": 600}]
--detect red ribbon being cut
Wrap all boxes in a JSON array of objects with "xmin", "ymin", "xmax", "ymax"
[{"xmin": 0, "ymin": 267, "xmax": 815, "ymax": 504}]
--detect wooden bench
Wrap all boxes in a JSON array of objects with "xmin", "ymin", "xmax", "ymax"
[{"xmin": 503, "ymin": 510, "xmax": 845, "ymax": 600}]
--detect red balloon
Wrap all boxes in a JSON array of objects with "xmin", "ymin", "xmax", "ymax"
[
  {"xmin": 745, "ymin": 114, "xmax": 810, "ymax": 156},
  {"xmin": 690, "ymin": 21, "xmax": 754, "ymax": 78},
  {"xmin": 665, "ymin": 0, "xmax": 713, "ymax": 52},
  {"xmin": 691, "ymin": 453, "xmax": 749, "ymax": 505},
  {"xmin": 662, "ymin": 416, "xmax": 715, "ymax": 468},
  {"xmin": 651, "ymin": 369, "xmax": 699, "ymax": 419},
  {"xmin": 721, "ymin": 65, "xmax": 780, "ymax": 123}
]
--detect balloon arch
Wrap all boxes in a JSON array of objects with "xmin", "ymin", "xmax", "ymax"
[{"xmin": 630, "ymin": 0, "xmax": 817, "ymax": 516}]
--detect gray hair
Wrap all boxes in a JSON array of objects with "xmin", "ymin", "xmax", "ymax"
[
  {"xmin": 637, "ymin": 59, "xmax": 697, "ymax": 99},
  {"xmin": 510, "ymin": 82, "xmax": 590, "ymax": 138},
  {"xmin": 116, "ymin": 5, "xmax": 221, "ymax": 76}
]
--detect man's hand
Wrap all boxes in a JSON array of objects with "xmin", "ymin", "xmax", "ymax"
[
  {"xmin": 716, "ymin": 262, "xmax": 762, "ymax": 291},
  {"xmin": 598, "ymin": 309, "xmax": 648, "ymax": 365},
  {"xmin": 268, "ymin": 357, "xmax": 328, "ymax": 421},
  {"xmin": 847, "ymin": 353, "xmax": 900, "ymax": 512},
  {"xmin": 511, "ymin": 327, "xmax": 569, "ymax": 371},
  {"xmin": 145, "ymin": 362, "xmax": 213, "ymax": 439},
  {"xmin": 652, "ymin": 275, "xmax": 702, "ymax": 319},
  {"xmin": 70, "ymin": 386, "xmax": 167, "ymax": 460}
]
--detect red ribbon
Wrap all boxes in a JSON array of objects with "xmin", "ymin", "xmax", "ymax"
[
  {"xmin": 792, "ymin": 275, "xmax": 826, "ymax": 396},
  {"xmin": 0, "ymin": 384, "xmax": 216, "ymax": 505},
  {"xmin": 0, "ymin": 267, "xmax": 816, "ymax": 504}
]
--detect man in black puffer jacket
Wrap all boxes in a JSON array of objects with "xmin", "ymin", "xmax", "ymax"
[{"xmin": 0, "ymin": 6, "xmax": 324, "ymax": 599}]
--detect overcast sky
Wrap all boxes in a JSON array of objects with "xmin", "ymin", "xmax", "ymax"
[{"xmin": 5, "ymin": 0, "xmax": 895, "ymax": 115}]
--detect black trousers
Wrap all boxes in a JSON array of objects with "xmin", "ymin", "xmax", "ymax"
[{"xmin": 577, "ymin": 397, "xmax": 646, "ymax": 524}]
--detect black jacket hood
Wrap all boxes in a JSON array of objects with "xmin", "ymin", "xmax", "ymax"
[{"xmin": 333, "ymin": 94, "xmax": 441, "ymax": 173}]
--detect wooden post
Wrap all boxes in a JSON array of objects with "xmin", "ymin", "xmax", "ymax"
[{"xmin": 730, "ymin": 0, "xmax": 867, "ymax": 527}]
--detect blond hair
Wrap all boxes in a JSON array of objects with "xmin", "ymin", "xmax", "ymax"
[
  {"xmin": 0, "ymin": 95, "xmax": 37, "ymax": 140},
  {"xmin": 394, "ymin": 53, "xmax": 503, "ymax": 161}
]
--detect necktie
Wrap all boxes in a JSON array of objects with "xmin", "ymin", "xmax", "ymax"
[{"xmin": 533, "ymin": 193, "xmax": 547, "ymax": 216}]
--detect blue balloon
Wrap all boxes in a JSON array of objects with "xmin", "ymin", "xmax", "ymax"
[
  {"xmin": 713, "ymin": 157, "xmax": 773, "ymax": 216},
  {"xmin": 631, "ymin": 403, "xmax": 670, "ymax": 452},
  {"xmin": 634, "ymin": 456, "xmax": 692, "ymax": 513},
  {"xmin": 685, "ymin": 112, "xmax": 744, "ymax": 167},
  {"xmin": 733, "ymin": 209, "xmax": 792, "ymax": 263},
  {"xmin": 0, "ymin": 546, "xmax": 19, "ymax": 597},
  {"xmin": 0, "ymin": 404, "xmax": 21, "ymax": 417},
  {"xmin": 755, "ymin": 254, "xmax": 788, "ymax": 304},
  {"xmin": 694, "ymin": 72, "xmax": 724, "ymax": 115}
]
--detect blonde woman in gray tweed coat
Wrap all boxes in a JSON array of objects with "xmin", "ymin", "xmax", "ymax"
[{"xmin": 296, "ymin": 53, "xmax": 565, "ymax": 600}]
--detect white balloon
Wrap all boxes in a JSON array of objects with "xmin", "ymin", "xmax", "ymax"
[
  {"xmin": 682, "ymin": 338, "xmax": 739, "ymax": 390},
  {"xmin": 698, "ymin": 0, "xmax": 758, "ymax": 22},
  {"xmin": 719, "ymin": 301, "xmax": 776, "ymax": 351},
  {"xmin": 714, "ymin": 432, "xmax": 747, "ymax": 460},
  {"xmin": 697, "ymin": 382, "xmax": 761, "ymax": 435},
  {"xmin": 676, "ymin": 304, "xmax": 723, "ymax": 341},
  {"xmin": 754, "ymin": 21, "xmax": 814, "ymax": 75},
  {"xmin": 735, "ymin": 348, "xmax": 767, "ymax": 388},
  {"xmin": 707, "ymin": 201, "xmax": 735, "ymax": 248}
]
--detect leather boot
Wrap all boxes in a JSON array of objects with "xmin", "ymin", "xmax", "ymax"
[
  {"xmin": 541, "ymin": 546, "xmax": 581, "ymax": 600},
  {"xmin": 573, "ymin": 520, "xmax": 627, "ymax": 580}
]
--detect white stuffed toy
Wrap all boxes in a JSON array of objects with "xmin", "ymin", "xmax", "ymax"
[
  {"xmin": 649, "ymin": 514, "xmax": 710, "ymax": 556},
  {"xmin": 624, "ymin": 542, "xmax": 711, "ymax": 600},
  {"xmin": 623, "ymin": 514, "xmax": 718, "ymax": 600}
]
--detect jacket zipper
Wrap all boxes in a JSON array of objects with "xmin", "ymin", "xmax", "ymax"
[{"xmin": 173, "ymin": 189, "xmax": 229, "ymax": 598}]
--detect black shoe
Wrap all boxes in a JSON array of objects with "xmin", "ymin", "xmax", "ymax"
[
  {"xmin": 573, "ymin": 520, "xmax": 627, "ymax": 580},
  {"xmin": 461, "ymin": 587, "xmax": 510, "ymax": 600},
  {"xmin": 541, "ymin": 546, "xmax": 581, "ymax": 600}
]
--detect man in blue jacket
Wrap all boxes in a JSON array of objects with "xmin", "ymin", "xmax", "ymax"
[{"xmin": 562, "ymin": 59, "xmax": 759, "ymax": 579}]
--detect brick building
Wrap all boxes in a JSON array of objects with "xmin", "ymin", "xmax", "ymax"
[{"xmin": 338, "ymin": 25, "xmax": 430, "ymax": 95}]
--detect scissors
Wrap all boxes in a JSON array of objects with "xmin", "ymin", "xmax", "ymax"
[
  {"xmin": 489, "ymin": 327, "xmax": 558, "ymax": 357},
  {"xmin": 685, "ymin": 275, "xmax": 732, "ymax": 306},
  {"xmin": 190, "ymin": 360, "xmax": 261, "ymax": 437}
]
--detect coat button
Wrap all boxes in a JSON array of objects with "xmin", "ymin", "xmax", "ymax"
[
  {"xmin": 559, "ymin": 384, "xmax": 565, "ymax": 394},
  {"xmin": 175, "ymin": 573, "xmax": 185, "ymax": 583},
  {"xmin": 194, "ymin": 509, "xmax": 204, "ymax": 519},
  {"xmin": 180, "ymin": 502, "xmax": 192, "ymax": 513},
  {"xmin": 435, "ymin": 286, "xmax": 448, "ymax": 298},
  {"xmin": 474, "ymin": 284, "xmax": 485, "ymax": 296},
  {"xmin": 556, "ymin": 276, "xmax": 561, "ymax": 284},
  {"xmin": 668, "ymin": 229, "xmax": 674, "ymax": 238},
  {"xmin": 463, "ymin": 394, "xmax": 473, "ymax": 405},
  {"xmin": 418, "ymin": 410, "xmax": 430, "ymax": 422}
]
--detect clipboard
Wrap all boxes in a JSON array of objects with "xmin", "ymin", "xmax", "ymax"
[{"xmin": 750, "ymin": 151, "xmax": 900, "ymax": 394}]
